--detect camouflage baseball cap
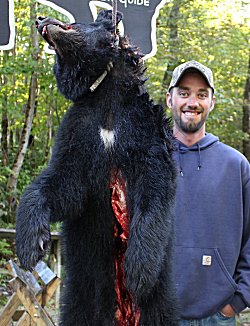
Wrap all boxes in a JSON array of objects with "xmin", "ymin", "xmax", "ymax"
[{"xmin": 168, "ymin": 60, "xmax": 215, "ymax": 93}]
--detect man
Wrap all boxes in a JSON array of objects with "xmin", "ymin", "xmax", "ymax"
[{"xmin": 166, "ymin": 60, "xmax": 250, "ymax": 325}]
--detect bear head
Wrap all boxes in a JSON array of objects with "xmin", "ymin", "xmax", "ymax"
[{"xmin": 36, "ymin": 10, "xmax": 144, "ymax": 102}]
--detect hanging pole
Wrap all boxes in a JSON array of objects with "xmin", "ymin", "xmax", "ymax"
[{"xmin": 112, "ymin": 0, "xmax": 117, "ymax": 34}]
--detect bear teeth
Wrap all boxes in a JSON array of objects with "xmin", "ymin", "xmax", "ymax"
[{"xmin": 42, "ymin": 26, "xmax": 47, "ymax": 35}]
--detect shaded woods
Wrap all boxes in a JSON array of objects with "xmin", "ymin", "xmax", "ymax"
[{"xmin": 0, "ymin": 0, "xmax": 249, "ymax": 225}]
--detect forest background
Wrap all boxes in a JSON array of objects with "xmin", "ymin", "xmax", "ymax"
[{"xmin": 0, "ymin": 0, "xmax": 249, "ymax": 249}]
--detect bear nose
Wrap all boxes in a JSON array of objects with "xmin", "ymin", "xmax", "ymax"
[
  {"xmin": 36, "ymin": 16, "xmax": 46, "ymax": 25},
  {"xmin": 37, "ymin": 16, "xmax": 46, "ymax": 21},
  {"xmin": 35, "ymin": 16, "xmax": 47, "ymax": 28}
]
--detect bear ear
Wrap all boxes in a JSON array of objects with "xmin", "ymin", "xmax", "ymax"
[{"xmin": 95, "ymin": 10, "xmax": 123, "ymax": 25}]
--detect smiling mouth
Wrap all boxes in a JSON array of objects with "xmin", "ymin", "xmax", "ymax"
[{"xmin": 183, "ymin": 111, "xmax": 202, "ymax": 116}]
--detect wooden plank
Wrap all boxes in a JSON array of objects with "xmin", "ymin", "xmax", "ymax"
[
  {"xmin": 0, "ymin": 228, "xmax": 60, "ymax": 240},
  {"xmin": 6, "ymin": 260, "xmax": 17, "ymax": 277},
  {"xmin": 34, "ymin": 261, "xmax": 56, "ymax": 285},
  {"xmin": 55, "ymin": 239, "xmax": 61, "ymax": 310},
  {"xmin": 0, "ymin": 293, "xmax": 21, "ymax": 326},
  {"xmin": 0, "ymin": 228, "xmax": 16, "ymax": 239},
  {"xmin": 16, "ymin": 293, "xmax": 42, "ymax": 325},
  {"xmin": 1, "ymin": 261, "xmax": 60, "ymax": 325},
  {"xmin": 6, "ymin": 260, "xmax": 41, "ymax": 296},
  {"xmin": 43, "ymin": 277, "xmax": 61, "ymax": 305},
  {"xmin": 10, "ymin": 278, "xmax": 55, "ymax": 326},
  {"xmin": 16, "ymin": 278, "xmax": 59, "ymax": 325}
]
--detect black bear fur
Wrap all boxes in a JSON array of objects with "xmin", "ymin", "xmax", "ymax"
[{"xmin": 16, "ymin": 10, "xmax": 178, "ymax": 325}]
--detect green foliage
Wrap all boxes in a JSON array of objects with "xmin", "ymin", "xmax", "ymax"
[
  {"xmin": 0, "ymin": 0, "xmax": 249, "ymax": 222},
  {"xmin": 0, "ymin": 0, "xmax": 71, "ymax": 223},
  {"xmin": 0, "ymin": 239, "xmax": 14, "ymax": 306},
  {"xmin": 0, "ymin": 239, "xmax": 13, "ymax": 258}
]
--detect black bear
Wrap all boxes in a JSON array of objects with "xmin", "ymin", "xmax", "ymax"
[{"xmin": 16, "ymin": 10, "xmax": 178, "ymax": 325}]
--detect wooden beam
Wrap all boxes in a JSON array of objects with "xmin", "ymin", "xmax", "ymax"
[
  {"xmin": 0, "ymin": 293, "xmax": 21, "ymax": 326},
  {"xmin": 0, "ymin": 228, "xmax": 60, "ymax": 240},
  {"xmin": 10, "ymin": 278, "xmax": 55, "ymax": 326},
  {"xmin": 14, "ymin": 278, "xmax": 60, "ymax": 325}
]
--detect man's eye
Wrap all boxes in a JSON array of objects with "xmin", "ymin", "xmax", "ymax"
[
  {"xmin": 198, "ymin": 93, "xmax": 208, "ymax": 98},
  {"xmin": 179, "ymin": 91, "xmax": 188, "ymax": 97}
]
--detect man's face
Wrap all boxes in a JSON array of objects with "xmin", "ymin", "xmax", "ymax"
[{"xmin": 166, "ymin": 72, "xmax": 215, "ymax": 133}]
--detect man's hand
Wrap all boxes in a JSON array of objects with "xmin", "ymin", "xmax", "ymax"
[{"xmin": 220, "ymin": 304, "xmax": 236, "ymax": 317}]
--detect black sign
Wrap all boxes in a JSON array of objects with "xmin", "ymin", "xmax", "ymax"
[
  {"xmin": 1, "ymin": 0, "xmax": 167, "ymax": 58},
  {"xmin": 0, "ymin": 0, "xmax": 15, "ymax": 50}
]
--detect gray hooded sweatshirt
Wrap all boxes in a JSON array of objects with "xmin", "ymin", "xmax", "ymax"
[{"xmin": 173, "ymin": 133, "xmax": 250, "ymax": 319}]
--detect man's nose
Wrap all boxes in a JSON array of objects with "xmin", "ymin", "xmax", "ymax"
[{"xmin": 187, "ymin": 95, "xmax": 199, "ymax": 108}]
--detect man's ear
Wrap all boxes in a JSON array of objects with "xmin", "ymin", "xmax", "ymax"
[
  {"xmin": 166, "ymin": 92, "xmax": 172, "ymax": 109},
  {"xmin": 210, "ymin": 95, "xmax": 216, "ymax": 112}
]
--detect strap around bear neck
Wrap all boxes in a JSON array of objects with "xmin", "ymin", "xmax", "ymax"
[{"xmin": 89, "ymin": 62, "xmax": 113, "ymax": 92}]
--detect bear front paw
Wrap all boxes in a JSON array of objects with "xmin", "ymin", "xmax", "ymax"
[{"xmin": 16, "ymin": 226, "xmax": 51, "ymax": 271}]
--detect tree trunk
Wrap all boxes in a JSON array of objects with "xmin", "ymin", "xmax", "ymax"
[
  {"xmin": 6, "ymin": 74, "xmax": 38, "ymax": 201},
  {"xmin": 1, "ymin": 109, "xmax": 8, "ymax": 166},
  {"xmin": 6, "ymin": 2, "xmax": 39, "ymax": 209},
  {"xmin": 1, "ymin": 51, "xmax": 9, "ymax": 166},
  {"xmin": 242, "ymin": 54, "xmax": 250, "ymax": 161},
  {"xmin": 159, "ymin": 0, "xmax": 183, "ymax": 106},
  {"xmin": 1, "ymin": 75, "xmax": 9, "ymax": 166},
  {"xmin": 44, "ymin": 93, "xmax": 53, "ymax": 162}
]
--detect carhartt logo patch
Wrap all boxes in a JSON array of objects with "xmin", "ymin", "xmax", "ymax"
[{"xmin": 202, "ymin": 255, "xmax": 212, "ymax": 266}]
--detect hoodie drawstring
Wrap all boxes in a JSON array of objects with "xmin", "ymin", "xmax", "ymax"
[
  {"xmin": 178, "ymin": 144, "xmax": 184, "ymax": 177},
  {"xmin": 178, "ymin": 143, "xmax": 202, "ymax": 176},
  {"xmin": 197, "ymin": 143, "xmax": 202, "ymax": 171},
  {"xmin": 175, "ymin": 134, "xmax": 219, "ymax": 176}
]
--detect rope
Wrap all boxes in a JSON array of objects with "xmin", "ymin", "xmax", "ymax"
[{"xmin": 112, "ymin": 0, "xmax": 118, "ymax": 34}]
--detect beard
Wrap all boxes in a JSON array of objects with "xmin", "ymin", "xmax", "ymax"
[
  {"xmin": 171, "ymin": 104, "xmax": 211, "ymax": 133},
  {"xmin": 173, "ymin": 113, "xmax": 208, "ymax": 133}
]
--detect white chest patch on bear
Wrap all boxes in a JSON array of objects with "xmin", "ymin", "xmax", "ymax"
[{"xmin": 99, "ymin": 128, "xmax": 115, "ymax": 148}]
